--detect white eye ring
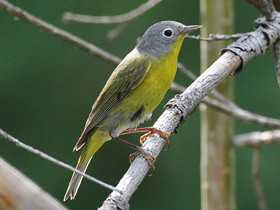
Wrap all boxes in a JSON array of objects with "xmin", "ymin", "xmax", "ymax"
[{"xmin": 162, "ymin": 28, "xmax": 173, "ymax": 38}]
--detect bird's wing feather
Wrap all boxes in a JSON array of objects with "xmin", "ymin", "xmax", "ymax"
[{"xmin": 74, "ymin": 56, "xmax": 152, "ymax": 150}]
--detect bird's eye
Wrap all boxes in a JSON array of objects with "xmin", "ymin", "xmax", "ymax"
[{"xmin": 163, "ymin": 29, "xmax": 173, "ymax": 37}]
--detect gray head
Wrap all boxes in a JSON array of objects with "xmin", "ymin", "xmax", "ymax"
[{"xmin": 136, "ymin": 21, "xmax": 201, "ymax": 59}]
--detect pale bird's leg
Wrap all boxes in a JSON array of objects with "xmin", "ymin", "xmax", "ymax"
[{"xmin": 121, "ymin": 127, "xmax": 170, "ymax": 148}]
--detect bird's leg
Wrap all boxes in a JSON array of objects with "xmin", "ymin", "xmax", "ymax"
[
  {"xmin": 121, "ymin": 127, "xmax": 170, "ymax": 148},
  {"xmin": 111, "ymin": 136, "xmax": 156, "ymax": 171}
]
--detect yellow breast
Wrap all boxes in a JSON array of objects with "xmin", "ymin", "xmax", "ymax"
[{"xmin": 128, "ymin": 37, "xmax": 184, "ymax": 114}]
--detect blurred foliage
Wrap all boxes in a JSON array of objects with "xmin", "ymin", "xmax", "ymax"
[{"xmin": 0, "ymin": 0, "xmax": 280, "ymax": 209}]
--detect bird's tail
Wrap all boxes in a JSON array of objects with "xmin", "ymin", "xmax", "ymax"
[{"xmin": 63, "ymin": 136, "xmax": 106, "ymax": 201}]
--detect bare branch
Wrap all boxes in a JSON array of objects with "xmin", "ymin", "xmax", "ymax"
[
  {"xmin": 232, "ymin": 130, "xmax": 280, "ymax": 147},
  {"xmin": 0, "ymin": 0, "xmax": 121, "ymax": 65},
  {"xmin": 62, "ymin": 0, "xmax": 162, "ymax": 24},
  {"xmin": 206, "ymin": 97, "xmax": 280, "ymax": 128},
  {"xmin": 259, "ymin": 0, "xmax": 276, "ymax": 20},
  {"xmin": 272, "ymin": 41, "xmax": 280, "ymax": 87},
  {"xmin": 252, "ymin": 149, "xmax": 268, "ymax": 210},
  {"xmin": 187, "ymin": 33, "xmax": 244, "ymax": 41},
  {"xmin": 0, "ymin": 128, "xmax": 122, "ymax": 194}
]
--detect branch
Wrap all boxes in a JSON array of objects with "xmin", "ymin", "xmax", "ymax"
[
  {"xmin": 259, "ymin": 0, "xmax": 276, "ymax": 20},
  {"xmin": 248, "ymin": 0, "xmax": 279, "ymax": 88},
  {"xmin": 272, "ymin": 40, "xmax": 280, "ymax": 87},
  {"xmin": 0, "ymin": 128, "xmax": 121, "ymax": 193},
  {"xmin": 205, "ymin": 97, "xmax": 280, "ymax": 128},
  {"xmin": 187, "ymin": 33, "xmax": 244, "ymax": 41},
  {"xmin": 0, "ymin": 0, "xmax": 121, "ymax": 65},
  {"xmin": 231, "ymin": 130, "xmax": 280, "ymax": 147},
  {"xmin": 0, "ymin": 158, "xmax": 68, "ymax": 210},
  {"xmin": 62, "ymin": 0, "xmax": 162, "ymax": 24},
  {"xmin": 252, "ymin": 149, "xmax": 268, "ymax": 210},
  {"xmin": 222, "ymin": 13, "xmax": 280, "ymax": 73}
]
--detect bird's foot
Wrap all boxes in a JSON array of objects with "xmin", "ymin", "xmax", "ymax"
[
  {"xmin": 129, "ymin": 148, "xmax": 156, "ymax": 172},
  {"xmin": 139, "ymin": 127, "xmax": 170, "ymax": 149}
]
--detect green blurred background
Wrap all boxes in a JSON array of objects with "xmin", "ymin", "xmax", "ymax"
[{"xmin": 1, "ymin": 0, "xmax": 280, "ymax": 209}]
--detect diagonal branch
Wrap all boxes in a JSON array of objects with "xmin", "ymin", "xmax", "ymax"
[
  {"xmin": 62, "ymin": 0, "xmax": 162, "ymax": 24},
  {"xmin": 0, "ymin": 128, "xmax": 121, "ymax": 194},
  {"xmin": 0, "ymin": 0, "xmax": 121, "ymax": 65}
]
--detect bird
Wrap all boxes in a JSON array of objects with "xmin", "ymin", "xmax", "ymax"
[{"xmin": 64, "ymin": 20, "xmax": 201, "ymax": 201}]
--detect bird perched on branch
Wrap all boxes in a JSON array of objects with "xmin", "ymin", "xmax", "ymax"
[{"xmin": 64, "ymin": 20, "xmax": 201, "ymax": 201}]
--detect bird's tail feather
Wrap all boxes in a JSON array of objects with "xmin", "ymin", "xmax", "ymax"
[{"xmin": 64, "ymin": 137, "xmax": 105, "ymax": 201}]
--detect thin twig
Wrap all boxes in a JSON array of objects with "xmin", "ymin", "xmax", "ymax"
[
  {"xmin": 107, "ymin": 23, "xmax": 127, "ymax": 41},
  {"xmin": 252, "ymin": 148, "xmax": 268, "ymax": 210},
  {"xmin": 259, "ymin": 0, "xmax": 276, "ymax": 20},
  {"xmin": 0, "ymin": 0, "xmax": 121, "ymax": 65},
  {"xmin": 272, "ymin": 40, "xmax": 280, "ymax": 87},
  {"xmin": 0, "ymin": 128, "xmax": 122, "ymax": 194},
  {"xmin": 187, "ymin": 33, "xmax": 244, "ymax": 41},
  {"xmin": 62, "ymin": 0, "xmax": 162, "ymax": 24},
  {"xmin": 232, "ymin": 130, "xmax": 280, "ymax": 147}
]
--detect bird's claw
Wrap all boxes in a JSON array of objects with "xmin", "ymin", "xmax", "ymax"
[{"xmin": 129, "ymin": 149, "xmax": 156, "ymax": 172}]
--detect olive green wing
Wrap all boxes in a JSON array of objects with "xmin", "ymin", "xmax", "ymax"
[{"xmin": 74, "ymin": 56, "xmax": 151, "ymax": 150}]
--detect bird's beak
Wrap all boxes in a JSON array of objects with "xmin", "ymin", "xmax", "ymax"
[{"xmin": 181, "ymin": 25, "xmax": 202, "ymax": 35}]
